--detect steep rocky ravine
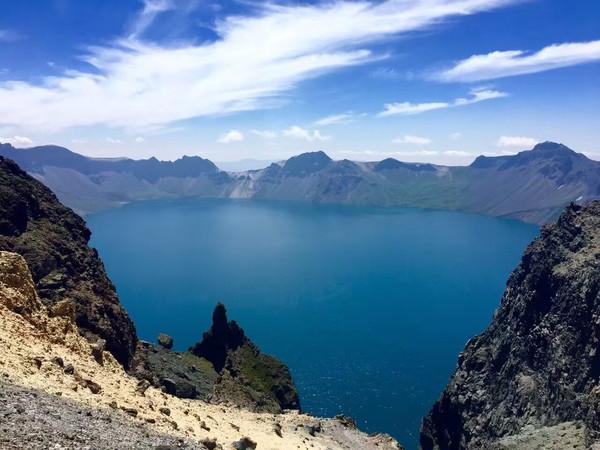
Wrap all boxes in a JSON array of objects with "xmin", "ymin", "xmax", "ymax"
[{"xmin": 421, "ymin": 201, "xmax": 600, "ymax": 449}]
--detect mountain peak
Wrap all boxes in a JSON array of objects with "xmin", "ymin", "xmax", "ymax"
[
  {"xmin": 282, "ymin": 150, "xmax": 332, "ymax": 176},
  {"xmin": 532, "ymin": 141, "xmax": 572, "ymax": 153},
  {"xmin": 470, "ymin": 141, "xmax": 582, "ymax": 169},
  {"xmin": 298, "ymin": 150, "xmax": 332, "ymax": 161}
]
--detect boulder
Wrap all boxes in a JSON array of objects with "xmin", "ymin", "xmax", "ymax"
[{"xmin": 158, "ymin": 333, "xmax": 173, "ymax": 350}]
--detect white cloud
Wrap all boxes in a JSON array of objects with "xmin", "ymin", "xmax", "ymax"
[
  {"xmin": 378, "ymin": 88, "xmax": 507, "ymax": 117},
  {"xmin": 130, "ymin": 0, "xmax": 175, "ymax": 39},
  {"xmin": 392, "ymin": 134, "xmax": 431, "ymax": 145},
  {"xmin": 0, "ymin": 0, "xmax": 522, "ymax": 132},
  {"xmin": 314, "ymin": 112, "xmax": 358, "ymax": 126},
  {"xmin": 135, "ymin": 136, "xmax": 145, "ymax": 143},
  {"xmin": 106, "ymin": 137, "xmax": 123, "ymax": 144},
  {"xmin": 0, "ymin": 135, "xmax": 33, "ymax": 146},
  {"xmin": 450, "ymin": 132, "xmax": 462, "ymax": 140},
  {"xmin": 497, "ymin": 136, "xmax": 538, "ymax": 148},
  {"xmin": 434, "ymin": 40, "xmax": 600, "ymax": 82},
  {"xmin": 380, "ymin": 101, "xmax": 448, "ymax": 116},
  {"xmin": 218, "ymin": 129, "xmax": 244, "ymax": 144},
  {"xmin": 283, "ymin": 126, "xmax": 330, "ymax": 142},
  {"xmin": 250, "ymin": 129, "xmax": 277, "ymax": 139}
]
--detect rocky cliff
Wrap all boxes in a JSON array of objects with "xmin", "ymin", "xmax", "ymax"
[
  {"xmin": 0, "ymin": 155, "xmax": 137, "ymax": 367},
  {"xmin": 421, "ymin": 201, "xmax": 600, "ymax": 449}
]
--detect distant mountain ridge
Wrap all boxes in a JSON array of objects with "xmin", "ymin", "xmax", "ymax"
[{"xmin": 1, "ymin": 141, "xmax": 598, "ymax": 225}]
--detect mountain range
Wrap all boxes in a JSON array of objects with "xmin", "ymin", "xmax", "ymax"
[{"xmin": 1, "ymin": 141, "xmax": 598, "ymax": 225}]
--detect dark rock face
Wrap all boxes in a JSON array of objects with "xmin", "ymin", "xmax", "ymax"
[
  {"xmin": 191, "ymin": 303, "xmax": 300, "ymax": 413},
  {"xmin": 421, "ymin": 201, "xmax": 600, "ymax": 449},
  {"xmin": 191, "ymin": 303, "xmax": 247, "ymax": 372},
  {"xmin": 0, "ymin": 156, "xmax": 137, "ymax": 368}
]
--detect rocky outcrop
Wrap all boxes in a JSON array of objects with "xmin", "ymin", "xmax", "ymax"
[
  {"xmin": 0, "ymin": 156, "xmax": 137, "ymax": 367},
  {"xmin": 420, "ymin": 201, "xmax": 600, "ymax": 449},
  {"xmin": 131, "ymin": 304, "xmax": 300, "ymax": 413},
  {"xmin": 191, "ymin": 303, "xmax": 247, "ymax": 372},
  {"xmin": 191, "ymin": 303, "xmax": 300, "ymax": 413}
]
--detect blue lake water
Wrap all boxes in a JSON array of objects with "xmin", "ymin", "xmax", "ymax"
[{"xmin": 87, "ymin": 198, "xmax": 538, "ymax": 448}]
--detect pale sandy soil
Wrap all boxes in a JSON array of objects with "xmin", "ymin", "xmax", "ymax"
[{"xmin": 0, "ymin": 251, "xmax": 402, "ymax": 450}]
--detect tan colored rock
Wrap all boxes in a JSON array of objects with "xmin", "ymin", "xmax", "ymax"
[{"xmin": 0, "ymin": 251, "xmax": 42, "ymax": 318}]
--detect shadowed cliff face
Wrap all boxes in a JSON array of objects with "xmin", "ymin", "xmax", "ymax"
[
  {"xmin": 191, "ymin": 302, "xmax": 247, "ymax": 372},
  {"xmin": 420, "ymin": 201, "xmax": 600, "ymax": 449},
  {"xmin": 0, "ymin": 156, "xmax": 137, "ymax": 368}
]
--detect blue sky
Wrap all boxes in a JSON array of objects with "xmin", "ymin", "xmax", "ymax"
[{"xmin": 0, "ymin": 0, "xmax": 599, "ymax": 165}]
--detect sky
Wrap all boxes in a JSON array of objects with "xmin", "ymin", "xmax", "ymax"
[{"xmin": 0, "ymin": 0, "xmax": 599, "ymax": 165}]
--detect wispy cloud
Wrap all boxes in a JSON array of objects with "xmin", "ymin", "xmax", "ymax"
[
  {"xmin": 218, "ymin": 129, "xmax": 245, "ymax": 144},
  {"xmin": 0, "ymin": 0, "xmax": 522, "ymax": 132},
  {"xmin": 283, "ymin": 126, "xmax": 330, "ymax": 142},
  {"xmin": 314, "ymin": 112, "xmax": 361, "ymax": 126},
  {"xmin": 106, "ymin": 137, "xmax": 123, "ymax": 144},
  {"xmin": 450, "ymin": 132, "xmax": 462, "ymax": 140},
  {"xmin": 378, "ymin": 87, "xmax": 507, "ymax": 117},
  {"xmin": 497, "ymin": 135, "xmax": 538, "ymax": 148},
  {"xmin": 392, "ymin": 134, "xmax": 431, "ymax": 145},
  {"xmin": 129, "ymin": 0, "xmax": 175, "ymax": 38},
  {"xmin": 434, "ymin": 40, "xmax": 600, "ymax": 82}
]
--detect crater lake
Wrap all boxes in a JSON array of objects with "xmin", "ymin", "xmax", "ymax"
[{"xmin": 87, "ymin": 198, "xmax": 538, "ymax": 448}]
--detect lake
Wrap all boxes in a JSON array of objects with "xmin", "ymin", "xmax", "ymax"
[{"xmin": 87, "ymin": 198, "xmax": 538, "ymax": 448}]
